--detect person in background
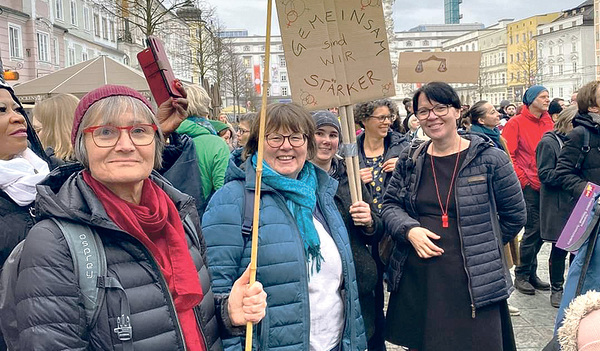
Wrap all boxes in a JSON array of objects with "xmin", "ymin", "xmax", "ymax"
[
  {"xmin": 218, "ymin": 113, "xmax": 230, "ymax": 125},
  {"xmin": 354, "ymin": 98, "xmax": 408, "ymax": 351},
  {"xmin": 466, "ymin": 100, "xmax": 505, "ymax": 149},
  {"xmin": 554, "ymin": 81, "xmax": 600, "ymax": 331},
  {"xmin": 176, "ymin": 84, "xmax": 230, "ymax": 200},
  {"xmin": 203, "ymin": 102, "xmax": 367, "ymax": 350},
  {"xmin": 310, "ymin": 110, "xmax": 384, "ymax": 349},
  {"xmin": 7, "ymin": 84, "xmax": 266, "ymax": 350},
  {"xmin": 558, "ymin": 290, "xmax": 600, "ymax": 351},
  {"xmin": 503, "ymin": 85, "xmax": 554, "ymax": 296},
  {"xmin": 402, "ymin": 114, "xmax": 420, "ymax": 141},
  {"xmin": 209, "ymin": 120, "xmax": 235, "ymax": 151},
  {"xmin": 32, "ymin": 93, "xmax": 80, "ymax": 161},
  {"xmin": 570, "ymin": 92, "xmax": 578, "ymax": 107},
  {"xmin": 549, "ymin": 98, "xmax": 565, "ymax": 122},
  {"xmin": 382, "ymin": 82, "xmax": 525, "ymax": 351},
  {"xmin": 536, "ymin": 105, "xmax": 577, "ymax": 308},
  {"xmin": 231, "ymin": 112, "xmax": 257, "ymax": 167}
]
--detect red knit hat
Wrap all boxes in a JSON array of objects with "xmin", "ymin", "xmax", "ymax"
[{"xmin": 72, "ymin": 85, "xmax": 155, "ymax": 145}]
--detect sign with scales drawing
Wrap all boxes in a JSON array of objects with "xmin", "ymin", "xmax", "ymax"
[
  {"xmin": 276, "ymin": 0, "xmax": 396, "ymax": 110},
  {"xmin": 397, "ymin": 52, "xmax": 482, "ymax": 84}
]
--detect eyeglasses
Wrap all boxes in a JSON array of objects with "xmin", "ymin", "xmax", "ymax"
[
  {"xmin": 237, "ymin": 127, "xmax": 250, "ymax": 135},
  {"xmin": 83, "ymin": 124, "xmax": 158, "ymax": 148},
  {"xmin": 415, "ymin": 104, "xmax": 451, "ymax": 120},
  {"xmin": 368, "ymin": 114, "xmax": 397, "ymax": 123},
  {"xmin": 265, "ymin": 132, "xmax": 307, "ymax": 148}
]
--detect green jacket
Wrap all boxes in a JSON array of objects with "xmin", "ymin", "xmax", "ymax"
[{"xmin": 176, "ymin": 118, "xmax": 229, "ymax": 199}]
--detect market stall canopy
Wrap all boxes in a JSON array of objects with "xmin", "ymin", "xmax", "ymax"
[
  {"xmin": 13, "ymin": 55, "xmax": 151, "ymax": 102},
  {"xmin": 221, "ymin": 105, "xmax": 247, "ymax": 114}
]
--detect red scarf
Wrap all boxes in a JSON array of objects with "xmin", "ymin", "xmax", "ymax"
[{"xmin": 83, "ymin": 171, "xmax": 206, "ymax": 351}]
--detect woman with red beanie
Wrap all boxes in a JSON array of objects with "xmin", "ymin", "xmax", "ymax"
[{"xmin": 7, "ymin": 85, "xmax": 266, "ymax": 350}]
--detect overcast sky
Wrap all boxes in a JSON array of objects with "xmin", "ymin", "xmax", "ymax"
[{"xmin": 206, "ymin": 0, "xmax": 587, "ymax": 35}]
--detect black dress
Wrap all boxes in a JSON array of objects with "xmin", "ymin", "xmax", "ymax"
[{"xmin": 385, "ymin": 150, "xmax": 516, "ymax": 351}]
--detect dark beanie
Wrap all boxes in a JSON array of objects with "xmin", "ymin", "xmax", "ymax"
[
  {"xmin": 311, "ymin": 110, "xmax": 341, "ymax": 134},
  {"xmin": 500, "ymin": 100, "xmax": 510, "ymax": 108},
  {"xmin": 548, "ymin": 100, "xmax": 563, "ymax": 115},
  {"xmin": 72, "ymin": 85, "xmax": 155, "ymax": 145},
  {"xmin": 523, "ymin": 85, "xmax": 548, "ymax": 106}
]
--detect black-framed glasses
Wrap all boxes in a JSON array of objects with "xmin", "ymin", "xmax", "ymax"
[
  {"xmin": 416, "ymin": 104, "xmax": 451, "ymax": 120},
  {"xmin": 265, "ymin": 132, "xmax": 307, "ymax": 148},
  {"xmin": 368, "ymin": 114, "xmax": 397, "ymax": 123},
  {"xmin": 237, "ymin": 127, "xmax": 250, "ymax": 135},
  {"xmin": 83, "ymin": 124, "xmax": 158, "ymax": 148}
]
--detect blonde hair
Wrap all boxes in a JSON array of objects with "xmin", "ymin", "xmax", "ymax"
[
  {"xmin": 33, "ymin": 93, "xmax": 79, "ymax": 160},
  {"xmin": 554, "ymin": 105, "xmax": 578, "ymax": 135},
  {"xmin": 185, "ymin": 84, "xmax": 211, "ymax": 117}
]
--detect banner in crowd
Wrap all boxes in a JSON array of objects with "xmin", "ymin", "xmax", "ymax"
[
  {"xmin": 397, "ymin": 51, "xmax": 482, "ymax": 84},
  {"xmin": 275, "ymin": 0, "xmax": 396, "ymax": 110}
]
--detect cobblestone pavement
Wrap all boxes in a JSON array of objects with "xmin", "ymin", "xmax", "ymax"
[{"xmin": 383, "ymin": 242, "xmax": 559, "ymax": 351}]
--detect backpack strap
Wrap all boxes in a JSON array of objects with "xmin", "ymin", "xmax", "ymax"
[
  {"xmin": 241, "ymin": 187, "xmax": 255, "ymax": 238},
  {"xmin": 51, "ymin": 219, "xmax": 134, "ymax": 350},
  {"xmin": 575, "ymin": 127, "xmax": 591, "ymax": 170},
  {"xmin": 552, "ymin": 133, "xmax": 564, "ymax": 149},
  {"xmin": 409, "ymin": 139, "xmax": 428, "ymax": 164}
]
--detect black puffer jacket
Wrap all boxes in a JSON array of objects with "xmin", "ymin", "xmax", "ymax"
[
  {"xmin": 13, "ymin": 164, "xmax": 233, "ymax": 350},
  {"xmin": 328, "ymin": 157, "xmax": 383, "ymax": 339},
  {"xmin": 381, "ymin": 134, "xmax": 526, "ymax": 310},
  {"xmin": 555, "ymin": 112, "xmax": 600, "ymax": 198},
  {"xmin": 536, "ymin": 131, "xmax": 573, "ymax": 242},
  {"xmin": 357, "ymin": 130, "xmax": 408, "ymax": 197}
]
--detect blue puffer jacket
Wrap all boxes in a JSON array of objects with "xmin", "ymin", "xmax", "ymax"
[
  {"xmin": 382, "ymin": 134, "xmax": 526, "ymax": 311},
  {"xmin": 202, "ymin": 159, "xmax": 367, "ymax": 351}
]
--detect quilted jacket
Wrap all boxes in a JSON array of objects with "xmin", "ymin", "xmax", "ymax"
[
  {"xmin": 202, "ymin": 159, "xmax": 367, "ymax": 351},
  {"xmin": 11, "ymin": 164, "xmax": 231, "ymax": 351},
  {"xmin": 381, "ymin": 134, "xmax": 526, "ymax": 310}
]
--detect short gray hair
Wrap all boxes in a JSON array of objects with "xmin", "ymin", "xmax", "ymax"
[
  {"xmin": 73, "ymin": 95, "xmax": 165, "ymax": 169},
  {"xmin": 185, "ymin": 84, "xmax": 211, "ymax": 117}
]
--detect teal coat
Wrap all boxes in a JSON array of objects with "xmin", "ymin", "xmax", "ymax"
[{"xmin": 202, "ymin": 159, "xmax": 367, "ymax": 351}]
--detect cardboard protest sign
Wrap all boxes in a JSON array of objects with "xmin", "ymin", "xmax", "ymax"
[
  {"xmin": 275, "ymin": 0, "xmax": 396, "ymax": 110},
  {"xmin": 397, "ymin": 52, "xmax": 482, "ymax": 84}
]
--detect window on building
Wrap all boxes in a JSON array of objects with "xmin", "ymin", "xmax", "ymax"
[
  {"xmin": 517, "ymin": 71, "xmax": 520, "ymax": 81},
  {"xmin": 572, "ymin": 42, "xmax": 577, "ymax": 52},
  {"xmin": 93, "ymin": 13, "xmax": 100, "ymax": 37},
  {"xmin": 550, "ymin": 88, "xmax": 554, "ymax": 96},
  {"xmin": 83, "ymin": 7, "xmax": 90, "ymax": 30},
  {"xmin": 516, "ymin": 53, "xmax": 520, "ymax": 62},
  {"xmin": 102, "ymin": 17, "xmax": 108, "ymax": 39},
  {"xmin": 573, "ymin": 61, "xmax": 577, "ymax": 73},
  {"xmin": 559, "ymin": 64, "xmax": 564, "ymax": 75},
  {"xmin": 516, "ymin": 34, "xmax": 519, "ymax": 43},
  {"xmin": 53, "ymin": 38, "xmax": 59, "ymax": 64},
  {"xmin": 550, "ymin": 46, "xmax": 553, "ymax": 55},
  {"xmin": 523, "ymin": 51, "xmax": 527, "ymax": 60},
  {"xmin": 501, "ymin": 73, "xmax": 505, "ymax": 84},
  {"xmin": 406, "ymin": 40, "xmax": 412, "ymax": 47},
  {"xmin": 243, "ymin": 45, "xmax": 250, "ymax": 51},
  {"xmin": 510, "ymin": 72, "xmax": 514, "ymax": 81},
  {"xmin": 279, "ymin": 55, "xmax": 286, "ymax": 67},
  {"xmin": 282, "ymin": 87, "xmax": 288, "ymax": 96},
  {"xmin": 68, "ymin": 47, "xmax": 75, "ymax": 66},
  {"xmin": 559, "ymin": 44, "xmax": 563, "ymax": 55},
  {"xmin": 549, "ymin": 65, "xmax": 554, "ymax": 75},
  {"xmin": 109, "ymin": 20, "xmax": 115, "ymax": 41},
  {"xmin": 423, "ymin": 40, "xmax": 429, "ymax": 46},
  {"xmin": 281, "ymin": 73, "xmax": 287, "ymax": 82},
  {"xmin": 523, "ymin": 33, "xmax": 526, "ymax": 42},
  {"xmin": 559, "ymin": 24, "xmax": 563, "ymax": 30},
  {"xmin": 509, "ymin": 36, "xmax": 513, "ymax": 45},
  {"xmin": 530, "ymin": 50, "xmax": 534, "ymax": 60},
  {"xmin": 37, "ymin": 32, "xmax": 50, "ymax": 62},
  {"xmin": 510, "ymin": 54, "xmax": 513, "ymax": 63},
  {"xmin": 559, "ymin": 87, "xmax": 564, "ymax": 97},
  {"xmin": 70, "ymin": 0, "xmax": 77, "ymax": 26},
  {"xmin": 8, "ymin": 25, "xmax": 23, "ymax": 59},
  {"xmin": 243, "ymin": 57, "xmax": 251, "ymax": 68},
  {"xmin": 55, "ymin": 0, "xmax": 64, "ymax": 20},
  {"xmin": 82, "ymin": 51, "xmax": 88, "ymax": 61}
]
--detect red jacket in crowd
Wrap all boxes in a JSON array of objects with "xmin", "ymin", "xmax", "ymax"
[{"xmin": 502, "ymin": 105, "xmax": 554, "ymax": 191}]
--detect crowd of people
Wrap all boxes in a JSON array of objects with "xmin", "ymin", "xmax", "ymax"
[{"xmin": 0, "ymin": 71, "xmax": 600, "ymax": 351}]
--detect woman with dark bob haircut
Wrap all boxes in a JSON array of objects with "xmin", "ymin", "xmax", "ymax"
[
  {"xmin": 382, "ymin": 82, "xmax": 526, "ymax": 351},
  {"xmin": 202, "ymin": 102, "xmax": 367, "ymax": 350}
]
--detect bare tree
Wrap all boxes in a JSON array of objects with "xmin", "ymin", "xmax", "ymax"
[{"xmin": 512, "ymin": 36, "xmax": 539, "ymax": 89}]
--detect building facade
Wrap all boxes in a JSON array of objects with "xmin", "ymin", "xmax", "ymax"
[
  {"xmin": 444, "ymin": 0, "xmax": 461, "ymax": 24},
  {"xmin": 506, "ymin": 12, "xmax": 561, "ymax": 102},
  {"xmin": 479, "ymin": 20, "xmax": 512, "ymax": 105},
  {"xmin": 1, "ymin": 0, "xmax": 122, "ymax": 86},
  {"xmin": 537, "ymin": 0, "xmax": 594, "ymax": 100}
]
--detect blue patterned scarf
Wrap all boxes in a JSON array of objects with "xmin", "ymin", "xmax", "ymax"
[{"xmin": 251, "ymin": 154, "xmax": 322, "ymax": 272}]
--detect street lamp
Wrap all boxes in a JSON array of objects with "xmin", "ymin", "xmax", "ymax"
[{"xmin": 176, "ymin": 1, "xmax": 203, "ymax": 84}]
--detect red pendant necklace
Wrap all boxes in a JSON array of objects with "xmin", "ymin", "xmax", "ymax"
[{"xmin": 430, "ymin": 137, "xmax": 462, "ymax": 228}]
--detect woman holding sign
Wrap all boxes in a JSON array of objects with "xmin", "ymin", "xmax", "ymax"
[
  {"xmin": 381, "ymin": 82, "xmax": 525, "ymax": 351},
  {"xmin": 202, "ymin": 103, "xmax": 367, "ymax": 351}
]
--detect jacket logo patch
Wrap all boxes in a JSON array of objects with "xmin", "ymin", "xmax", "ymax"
[{"xmin": 467, "ymin": 175, "xmax": 486, "ymax": 183}]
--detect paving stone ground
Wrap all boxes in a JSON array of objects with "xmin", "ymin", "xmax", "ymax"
[{"xmin": 383, "ymin": 242, "xmax": 559, "ymax": 351}]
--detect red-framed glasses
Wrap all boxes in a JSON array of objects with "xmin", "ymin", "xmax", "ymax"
[{"xmin": 83, "ymin": 124, "xmax": 158, "ymax": 148}]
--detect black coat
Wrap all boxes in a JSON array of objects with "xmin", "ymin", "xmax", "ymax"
[
  {"xmin": 13, "ymin": 165, "xmax": 233, "ymax": 350},
  {"xmin": 382, "ymin": 135, "xmax": 526, "ymax": 309},
  {"xmin": 536, "ymin": 131, "xmax": 573, "ymax": 242},
  {"xmin": 328, "ymin": 157, "xmax": 383, "ymax": 339},
  {"xmin": 357, "ymin": 130, "xmax": 408, "ymax": 196},
  {"xmin": 555, "ymin": 112, "xmax": 600, "ymax": 198}
]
